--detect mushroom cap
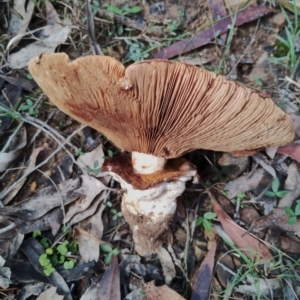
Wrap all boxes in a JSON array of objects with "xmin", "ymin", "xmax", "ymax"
[{"xmin": 28, "ymin": 53, "xmax": 294, "ymax": 158}]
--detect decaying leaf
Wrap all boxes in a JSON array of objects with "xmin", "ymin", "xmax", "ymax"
[
  {"xmin": 74, "ymin": 227, "xmax": 101, "ymax": 263},
  {"xmin": 0, "ymin": 255, "xmax": 11, "ymax": 289},
  {"xmin": 0, "ymin": 74, "xmax": 37, "ymax": 91},
  {"xmin": 0, "ymin": 217, "xmax": 24, "ymax": 260},
  {"xmin": 18, "ymin": 282, "xmax": 51, "ymax": 300},
  {"xmin": 191, "ymin": 240, "xmax": 217, "ymax": 300},
  {"xmin": 7, "ymin": 1, "xmax": 70, "ymax": 69},
  {"xmin": 212, "ymin": 195, "xmax": 272, "ymax": 260},
  {"xmin": 142, "ymin": 281, "xmax": 185, "ymax": 300},
  {"xmin": 36, "ymin": 286, "xmax": 63, "ymax": 300},
  {"xmin": 0, "ymin": 175, "xmax": 107, "ymax": 222},
  {"xmin": 156, "ymin": 247, "xmax": 176, "ymax": 285},
  {"xmin": 77, "ymin": 144, "xmax": 105, "ymax": 176},
  {"xmin": 64, "ymin": 176, "xmax": 110, "ymax": 224},
  {"xmin": 2, "ymin": 146, "xmax": 45, "ymax": 205},
  {"xmin": 277, "ymin": 141, "xmax": 300, "ymax": 163},
  {"xmin": 79, "ymin": 200, "xmax": 106, "ymax": 239},
  {"xmin": 278, "ymin": 162, "xmax": 300, "ymax": 207},
  {"xmin": 80, "ymin": 256, "xmax": 120, "ymax": 300},
  {"xmin": 0, "ymin": 127, "xmax": 27, "ymax": 172},
  {"xmin": 224, "ymin": 168, "xmax": 272, "ymax": 199},
  {"xmin": 252, "ymin": 153, "xmax": 276, "ymax": 178},
  {"xmin": 7, "ymin": 0, "xmax": 34, "ymax": 36},
  {"xmin": 235, "ymin": 275, "xmax": 282, "ymax": 297},
  {"xmin": 251, "ymin": 208, "xmax": 300, "ymax": 237}
]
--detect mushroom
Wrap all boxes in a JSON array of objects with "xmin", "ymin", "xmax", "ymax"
[{"xmin": 28, "ymin": 53, "xmax": 294, "ymax": 255}]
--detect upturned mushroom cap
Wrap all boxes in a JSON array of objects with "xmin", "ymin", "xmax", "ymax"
[{"xmin": 28, "ymin": 53, "xmax": 294, "ymax": 158}]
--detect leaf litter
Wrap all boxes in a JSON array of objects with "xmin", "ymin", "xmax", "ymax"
[{"xmin": 2, "ymin": 0, "xmax": 300, "ymax": 299}]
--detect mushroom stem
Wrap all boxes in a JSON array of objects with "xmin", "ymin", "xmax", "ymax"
[{"xmin": 132, "ymin": 151, "xmax": 167, "ymax": 174}]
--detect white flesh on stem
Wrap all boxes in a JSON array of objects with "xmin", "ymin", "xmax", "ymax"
[
  {"xmin": 104, "ymin": 169, "xmax": 196, "ymax": 224},
  {"xmin": 132, "ymin": 151, "xmax": 166, "ymax": 174},
  {"xmin": 103, "ymin": 153, "xmax": 197, "ymax": 255}
]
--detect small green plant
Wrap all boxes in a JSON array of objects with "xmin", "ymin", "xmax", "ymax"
[
  {"xmin": 124, "ymin": 39, "xmax": 150, "ymax": 62},
  {"xmin": 106, "ymin": 201, "xmax": 123, "ymax": 221},
  {"xmin": 270, "ymin": 1, "xmax": 300, "ymax": 77},
  {"xmin": 88, "ymin": 160, "xmax": 101, "ymax": 175},
  {"xmin": 250, "ymin": 75, "xmax": 263, "ymax": 86},
  {"xmin": 18, "ymin": 99, "xmax": 39, "ymax": 116},
  {"xmin": 0, "ymin": 104, "xmax": 22, "ymax": 122},
  {"xmin": 75, "ymin": 148, "xmax": 83, "ymax": 157},
  {"xmin": 91, "ymin": 0, "xmax": 100, "ymax": 14},
  {"xmin": 103, "ymin": 3, "xmax": 141, "ymax": 36},
  {"xmin": 104, "ymin": 3, "xmax": 141, "ymax": 16},
  {"xmin": 34, "ymin": 227, "xmax": 78, "ymax": 276},
  {"xmin": 39, "ymin": 253, "xmax": 55, "ymax": 276},
  {"xmin": 100, "ymin": 243, "xmax": 119, "ymax": 264},
  {"xmin": 26, "ymin": 73, "xmax": 33, "ymax": 80},
  {"xmin": 110, "ymin": 208, "xmax": 123, "ymax": 221},
  {"xmin": 284, "ymin": 200, "xmax": 300, "ymax": 224},
  {"xmin": 264, "ymin": 178, "xmax": 289, "ymax": 200},
  {"xmin": 103, "ymin": 149, "xmax": 114, "ymax": 159},
  {"xmin": 196, "ymin": 212, "xmax": 217, "ymax": 232},
  {"xmin": 164, "ymin": 19, "xmax": 180, "ymax": 35}
]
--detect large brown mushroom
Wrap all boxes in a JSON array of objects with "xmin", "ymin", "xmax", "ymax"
[{"xmin": 28, "ymin": 53, "xmax": 294, "ymax": 255}]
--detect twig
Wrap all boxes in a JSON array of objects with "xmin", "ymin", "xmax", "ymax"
[
  {"xmin": 0, "ymin": 223, "xmax": 16, "ymax": 234},
  {"xmin": 0, "ymin": 122, "xmax": 23, "ymax": 153},
  {"xmin": 0, "ymin": 125, "xmax": 86, "ymax": 202},
  {"xmin": 22, "ymin": 114, "xmax": 84, "ymax": 173},
  {"xmin": 36, "ymin": 168, "xmax": 65, "ymax": 221},
  {"xmin": 25, "ymin": 114, "xmax": 77, "ymax": 151},
  {"xmin": 97, "ymin": 8, "xmax": 162, "ymax": 37},
  {"xmin": 27, "ymin": 110, "xmax": 55, "ymax": 147},
  {"xmin": 285, "ymin": 76, "xmax": 300, "ymax": 89},
  {"xmin": 86, "ymin": 0, "xmax": 103, "ymax": 55}
]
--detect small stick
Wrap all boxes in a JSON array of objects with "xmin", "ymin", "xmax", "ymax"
[
  {"xmin": 22, "ymin": 114, "xmax": 84, "ymax": 173},
  {"xmin": 86, "ymin": 0, "xmax": 103, "ymax": 55},
  {"xmin": 25, "ymin": 114, "xmax": 77, "ymax": 151},
  {"xmin": 0, "ymin": 125, "xmax": 86, "ymax": 202}
]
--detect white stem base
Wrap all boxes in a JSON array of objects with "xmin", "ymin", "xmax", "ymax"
[{"xmin": 132, "ymin": 151, "xmax": 166, "ymax": 174}]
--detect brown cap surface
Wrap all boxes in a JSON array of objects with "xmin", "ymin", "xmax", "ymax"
[{"xmin": 28, "ymin": 53, "xmax": 294, "ymax": 158}]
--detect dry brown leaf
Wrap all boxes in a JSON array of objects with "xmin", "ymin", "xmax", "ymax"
[
  {"xmin": 212, "ymin": 195, "xmax": 272, "ymax": 260},
  {"xmin": 224, "ymin": 168, "xmax": 268, "ymax": 199},
  {"xmin": 252, "ymin": 208, "xmax": 300, "ymax": 237},
  {"xmin": 278, "ymin": 162, "xmax": 300, "ymax": 207},
  {"xmin": 79, "ymin": 201, "xmax": 106, "ymax": 239},
  {"xmin": 0, "ymin": 75, "xmax": 37, "ymax": 91},
  {"xmin": 36, "ymin": 286, "xmax": 63, "ymax": 300},
  {"xmin": 277, "ymin": 141, "xmax": 300, "ymax": 163},
  {"xmin": 0, "ymin": 127, "xmax": 27, "ymax": 172},
  {"xmin": 156, "ymin": 247, "xmax": 176, "ymax": 285},
  {"xmin": 143, "ymin": 281, "xmax": 185, "ymax": 300},
  {"xmin": 2, "ymin": 146, "xmax": 44, "ymax": 205},
  {"xmin": 74, "ymin": 227, "xmax": 101, "ymax": 263},
  {"xmin": 80, "ymin": 256, "xmax": 120, "ymax": 300},
  {"xmin": 0, "ymin": 175, "xmax": 108, "ymax": 237},
  {"xmin": 7, "ymin": 0, "xmax": 34, "ymax": 36},
  {"xmin": 252, "ymin": 153, "xmax": 276, "ymax": 178},
  {"xmin": 191, "ymin": 240, "xmax": 216, "ymax": 300},
  {"xmin": 77, "ymin": 144, "xmax": 105, "ymax": 176},
  {"xmin": 0, "ymin": 255, "xmax": 11, "ymax": 289},
  {"xmin": 7, "ymin": 2, "xmax": 70, "ymax": 69},
  {"xmin": 64, "ymin": 176, "xmax": 109, "ymax": 223}
]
